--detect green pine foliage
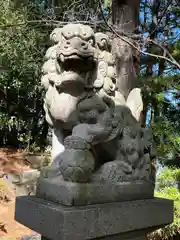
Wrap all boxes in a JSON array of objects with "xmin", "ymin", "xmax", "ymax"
[{"xmin": 139, "ymin": 0, "xmax": 180, "ymax": 165}]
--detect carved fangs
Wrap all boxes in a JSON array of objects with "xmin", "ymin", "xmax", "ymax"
[{"xmin": 60, "ymin": 54, "xmax": 65, "ymax": 62}]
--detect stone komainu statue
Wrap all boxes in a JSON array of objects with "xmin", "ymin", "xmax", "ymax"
[{"xmin": 40, "ymin": 24, "xmax": 156, "ymax": 184}]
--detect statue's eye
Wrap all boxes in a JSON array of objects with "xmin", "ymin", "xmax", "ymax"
[
  {"xmin": 88, "ymin": 39, "xmax": 94, "ymax": 45},
  {"xmin": 61, "ymin": 36, "xmax": 67, "ymax": 42},
  {"xmin": 51, "ymin": 33, "xmax": 56, "ymax": 38},
  {"xmin": 112, "ymin": 78, "xmax": 116, "ymax": 84}
]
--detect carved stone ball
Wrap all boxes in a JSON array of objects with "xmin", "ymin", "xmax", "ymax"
[{"xmin": 59, "ymin": 149, "xmax": 95, "ymax": 183}]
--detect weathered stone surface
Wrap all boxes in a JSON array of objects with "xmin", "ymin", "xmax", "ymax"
[
  {"xmin": 19, "ymin": 230, "xmax": 151, "ymax": 240},
  {"xmin": 36, "ymin": 177, "xmax": 154, "ymax": 206},
  {"xmin": 15, "ymin": 196, "xmax": 173, "ymax": 240},
  {"xmin": 40, "ymin": 23, "xmax": 156, "ymax": 184}
]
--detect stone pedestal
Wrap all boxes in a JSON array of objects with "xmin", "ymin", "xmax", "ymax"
[
  {"xmin": 36, "ymin": 177, "xmax": 155, "ymax": 206},
  {"xmin": 15, "ymin": 196, "xmax": 173, "ymax": 240}
]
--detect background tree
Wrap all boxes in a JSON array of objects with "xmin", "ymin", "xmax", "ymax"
[
  {"xmin": 138, "ymin": 0, "xmax": 180, "ymax": 164},
  {"xmin": 0, "ymin": 0, "xmax": 49, "ymax": 149},
  {"xmin": 111, "ymin": 0, "xmax": 140, "ymax": 99}
]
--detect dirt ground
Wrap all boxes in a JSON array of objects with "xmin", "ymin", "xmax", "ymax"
[{"xmin": 0, "ymin": 148, "xmax": 37, "ymax": 240}]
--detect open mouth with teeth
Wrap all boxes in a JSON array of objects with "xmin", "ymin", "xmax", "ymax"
[
  {"xmin": 59, "ymin": 51, "xmax": 94, "ymax": 61},
  {"xmin": 58, "ymin": 52, "xmax": 96, "ymax": 72}
]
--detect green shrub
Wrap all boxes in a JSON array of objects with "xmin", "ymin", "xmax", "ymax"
[{"xmin": 148, "ymin": 168, "xmax": 180, "ymax": 239}]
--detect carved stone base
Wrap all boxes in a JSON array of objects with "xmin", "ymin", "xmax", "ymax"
[
  {"xmin": 18, "ymin": 230, "xmax": 154, "ymax": 240},
  {"xmin": 36, "ymin": 177, "xmax": 154, "ymax": 206},
  {"xmin": 15, "ymin": 196, "xmax": 173, "ymax": 240}
]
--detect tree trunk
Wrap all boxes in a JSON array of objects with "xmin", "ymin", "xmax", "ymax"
[{"xmin": 111, "ymin": 0, "xmax": 140, "ymax": 99}]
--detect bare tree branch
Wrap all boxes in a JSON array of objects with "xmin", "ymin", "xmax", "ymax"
[
  {"xmin": 151, "ymin": 0, "xmax": 173, "ymax": 36},
  {"xmin": 0, "ymin": 20, "xmax": 59, "ymax": 28},
  {"xmin": 1, "ymin": 0, "xmax": 179, "ymax": 69},
  {"xmin": 97, "ymin": 0, "xmax": 180, "ymax": 69},
  {"xmin": 0, "ymin": 20, "xmax": 104, "ymax": 29},
  {"xmin": 150, "ymin": 39, "xmax": 180, "ymax": 69}
]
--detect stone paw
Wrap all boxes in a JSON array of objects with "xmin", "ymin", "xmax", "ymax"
[
  {"xmin": 40, "ymin": 165, "xmax": 61, "ymax": 179},
  {"xmin": 91, "ymin": 160, "xmax": 133, "ymax": 183}
]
